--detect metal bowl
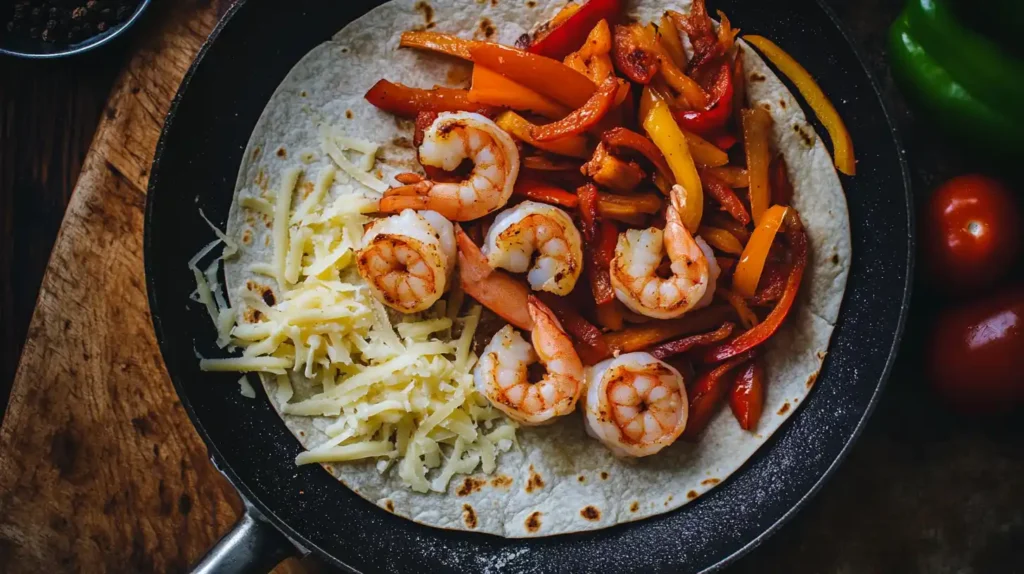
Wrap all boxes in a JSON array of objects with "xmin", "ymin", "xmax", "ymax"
[{"xmin": 0, "ymin": 0, "xmax": 151, "ymax": 59}]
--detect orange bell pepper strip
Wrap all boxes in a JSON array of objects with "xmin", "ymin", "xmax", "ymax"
[
  {"xmin": 682, "ymin": 350, "xmax": 757, "ymax": 440},
  {"xmin": 495, "ymin": 111, "xmax": 590, "ymax": 159},
  {"xmin": 455, "ymin": 226, "xmax": 533, "ymax": 331},
  {"xmin": 730, "ymin": 357, "xmax": 765, "ymax": 431},
  {"xmin": 563, "ymin": 19, "xmax": 615, "ymax": 84},
  {"xmin": 643, "ymin": 94, "xmax": 703, "ymax": 231},
  {"xmin": 733, "ymin": 205, "xmax": 788, "ymax": 297},
  {"xmin": 658, "ymin": 13, "xmax": 688, "ymax": 70},
  {"xmin": 602, "ymin": 304, "xmax": 734, "ymax": 357},
  {"xmin": 741, "ymin": 107, "xmax": 773, "ymax": 224},
  {"xmin": 513, "ymin": 177, "xmax": 579, "ymax": 208},
  {"xmin": 400, "ymin": 30, "xmax": 475, "ymax": 59},
  {"xmin": 698, "ymin": 226, "xmax": 745, "ymax": 255},
  {"xmin": 681, "ymin": 128, "xmax": 729, "ymax": 167},
  {"xmin": 716, "ymin": 287, "xmax": 759, "ymax": 329},
  {"xmin": 364, "ymin": 80, "xmax": 500, "ymax": 119},
  {"xmin": 469, "ymin": 66, "xmax": 570, "ymax": 119},
  {"xmin": 743, "ymin": 35, "xmax": 856, "ymax": 175},
  {"xmin": 468, "ymin": 42, "xmax": 596, "ymax": 109},
  {"xmin": 531, "ymin": 77, "xmax": 621, "ymax": 142},
  {"xmin": 702, "ymin": 209, "xmax": 807, "ymax": 363},
  {"xmin": 595, "ymin": 300, "xmax": 626, "ymax": 331},
  {"xmin": 601, "ymin": 127, "xmax": 674, "ymax": 187},
  {"xmin": 648, "ymin": 322, "xmax": 735, "ymax": 360},
  {"xmin": 704, "ymin": 166, "xmax": 749, "ymax": 188},
  {"xmin": 700, "ymin": 167, "xmax": 751, "ymax": 225}
]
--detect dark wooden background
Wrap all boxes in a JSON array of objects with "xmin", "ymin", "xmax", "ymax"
[{"xmin": 1, "ymin": 0, "xmax": 1021, "ymax": 571}]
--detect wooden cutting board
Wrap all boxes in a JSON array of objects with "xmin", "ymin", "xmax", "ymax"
[{"xmin": 0, "ymin": 2, "xmax": 309, "ymax": 572}]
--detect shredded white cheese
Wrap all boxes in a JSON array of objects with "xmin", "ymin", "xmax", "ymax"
[{"xmin": 190, "ymin": 129, "xmax": 516, "ymax": 492}]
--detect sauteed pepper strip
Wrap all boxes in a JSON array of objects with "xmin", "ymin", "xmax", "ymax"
[
  {"xmin": 702, "ymin": 209, "xmax": 807, "ymax": 363},
  {"xmin": 733, "ymin": 205, "xmax": 788, "ymax": 297},
  {"xmin": 496, "ymin": 111, "xmax": 590, "ymax": 158},
  {"xmin": 741, "ymin": 106, "xmax": 773, "ymax": 224},
  {"xmin": 648, "ymin": 322, "xmax": 735, "ymax": 360},
  {"xmin": 532, "ymin": 77, "xmax": 621, "ymax": 141},
  {"xmin": 364, "ymin": 81, "xmax": 499, "ymax": 118},
  {"xmin": 537, "ymin": 293, "xmax": 610, "ymax": 361},
  {"xmin": 469, "ymin": 65, "xmax": 570, "ymax": 119},
  {"xmin": 603, "ymin": 304, "xmax": 734, "ymax": 356},
  {"xmin": 578, "ymin": 185, "xmax": 617, "ymax": 306},
  {"xmin": 730, "ymin": 357, "xmax": 765, "ymax": 431},
  {"xmin": 675, "ymin": 62, "xmax": 734, "ymax": 136},
  {"xmin": 525, "ymin": 0, "xmax": 623, "ymax": 61},
  {"xmin": 643, "ymin": 95, "xmax": 703, "ymax": 231},
  {"xmin": 700, "ymin": 167, "xmax": 751, "ymax": 225},
  {"xmin": 469, "ymin": 41, "xmax": 597, "ymax": 109},
  {"xmin": 744, "ymin": 35, "xmax": 856, "ymax": 175},
  {"xmin": 681, "ymin": 128, "xmax": 729, "ymax": 167},
  {"xmin": 602, "ymin": 127, "xmax": 675, "ymax": 187},
  {"xmin": 400, "ymin": 30, "xmax": 474, "ymax": 59},
  {"xmin": 513, "ymin": 177, "xmax": 579, "ymax": 208},
  {"xmin": 682, "ymin": 350, "xmax": 756, "ymax": 440}
]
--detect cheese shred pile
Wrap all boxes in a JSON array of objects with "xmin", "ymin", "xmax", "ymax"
[{"xmin": 192, "ymin": 128, "xmax": 516, "ymax": 493}]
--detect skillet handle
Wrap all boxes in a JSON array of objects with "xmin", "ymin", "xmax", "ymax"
[{"xmin": 191, "ymin": 504, "xmax": 298, "ymax": 574}]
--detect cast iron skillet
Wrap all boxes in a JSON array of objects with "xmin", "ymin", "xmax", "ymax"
[{"xmin": 145, "ymin": 0, "xmax": 913, "ymax": 572}]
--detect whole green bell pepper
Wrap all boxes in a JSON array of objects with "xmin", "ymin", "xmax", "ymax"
[{"xmin": 888, "ymin": 0, "xmax": 1024, "ymax": 152}]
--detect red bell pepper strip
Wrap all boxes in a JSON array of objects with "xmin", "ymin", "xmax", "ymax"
[
  {"xmin": 455, "ymin": 226, "xmax": 533, "ymax": 330},
  {"xmin": 682, "ymin": 350, "xmax": 756, "ymax": 440},
  {"xmin": 364, "ymin": 80, "xmax": 499, "ymax": 119},
  {"xmin": 536, "ymin": 293, "xmax": 610, "ymax": 360},
  {"xmin": 531, "ymin": 77, "xmax": 621, "ymax": 142},
  {"xmin": 668, "ymin": 0, "xmax": 719, "ymax": 77},
  {"xmin": 513, "ymin": 177, "xmax": 579, "ymax": 208},
  {"xmin": 589, "ymin": 221, "xmax": 618, "ymax": 305},
  {"xmin": 730, "ymin": 357, "xmax": 765, "ymax": 431},
  {"xmin": 701, "ymin": 209, "xmax": 807, "ymax": 362},
  {"xmin": 601, "ymin": 127, "xmax": 675, "ymax": 188},
  {"xmin": 769, "ymin": 154, "xmax": 794, "ymax": 206},
  {"xmin": 649, "ymin": 322, "xmax": 735, "ymax": 360},
  {"xmin": 706, "ymin": 130, "xmax": 738, "ymax": 150},
  {"xmin": 525, "ymin": 0, "xmax": 623, "ymax": 61},
  {"xmin": 602, "ymin": 304, "xmax": 734, "ymax": 357},
  {"xmin": 749, "ymin": 262, "xmax": 790, "ymax": 306},
  {"xmin": 699, "ymin": 167, "xmax": 751, "ymax": 225},
  {"xmin": 576, "ymin": 184, "xmax": 600, "ymax": 241},
  {"xmin": 674, "ymin": 62, "xmax": 733, "ymax": 136}
]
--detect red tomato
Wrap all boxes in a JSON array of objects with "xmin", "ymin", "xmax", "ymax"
[
  {"xmin": 923, "ymin": 175, "xmax": 1021, "ymax": 295},
  {"xmin": 928, "ymin": 289, "xmax": 1024, "ymax": 415}
]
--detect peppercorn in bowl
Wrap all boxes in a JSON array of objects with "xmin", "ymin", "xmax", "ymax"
[{"xmin": 0, "ymin": 0, "xmax": 150, "ymax": 58}]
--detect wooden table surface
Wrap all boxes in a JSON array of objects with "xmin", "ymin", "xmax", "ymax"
[{"xmin": 1, "ymin": 0, "xmax": 1021, "ymax": 572}]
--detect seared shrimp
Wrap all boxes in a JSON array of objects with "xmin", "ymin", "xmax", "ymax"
[
  {"xmin": 584, "ymin": 352, "xmax": 688, "ymax": 457},
  {"xmin": 356, "ymin": 209, "xmax": 455, "ymax": 313},
  {"xmin": 380, "ymin": 112, "xmax": 520, "ymax": 221},
  {"xmin": 474, "ymin": 296, "xmax": 584, "ymax": 425},
  {"xmin": 610, "ymin": 184, "xmax": 711, "ymax": 319},
  {"xmin": 482, "ymin": 201, "xmax": 584, "ymax": 295}
]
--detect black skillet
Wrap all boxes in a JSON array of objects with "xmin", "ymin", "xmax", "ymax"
[{"xmin": 145, "ymin": 0, "xmax": 912, "ymax": 571}]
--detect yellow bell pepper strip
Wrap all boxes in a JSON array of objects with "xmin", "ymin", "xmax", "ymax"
[
  {"xmin": 702, "ymin": 209, "xmax": 807, "ymax": 363},
  {"xmin": 601, "ymin": 127, "xmax": 675, "ymax": 188},
  {"xmin": 658, "ymin": 13, "xmax": 688, "ymax": 70},
  {"xmin": 563, "ymin": 19, "xmax": 615, "ymax": 84},
  {"xmin": 733, "ymin": 205, "xmax": 789, "ymax": 297},
  {"xmin": 743, "ymin": 35, "xmax": 856, "ymax": 175},
  {"xmin": 597, "ymin": 192, "xmax": 663, "ymax": 220},
  {"xmin": 741, "ymin": 107, "xmax": 773, "ymax": 224},
  {"xmin": 455, "ymin": 226, "xmax": 533, "ymax": 330},
  {"xmin": 700, "ymin": 167, "xmax": 751, "ymax": 225},
  {"xmin": 364, "ymin": 80, "xmax": 501, "ymax": 119},
  {"xmin": 532, "ymin": 77, "xmax": 621, "ymax": 142},
  {"xmin": 469, "ymin": 42, "xmax": 596, "ymax": 109},
  {"xmin": 495, "ymin": 111, "xmax": 590, "ymax": 158},
  {"xmin": 716, "ymin": 287, "xmax": 759, "ymax": 329},
  {"xmin": 681, "ymin": 128, "xmax": 729, "ymax": 167},
  {"xmin": 400, "ymin": 30, "xmax": 475, "ymax": 59},
  {"xmin": 698, "ymin": 226, "xmax": 745, "ymax": 255},
  {"xmin": 648, "ymin": 322, "xmax": 735, "ymax": 360},
  {"xmin": 469, "ymin": 66, "xmax": 570, "ymax": 119},
  {"xmin": 643, "ymin": 95, "xmax": 703, "ymax": 231},
  {"xmin": 636, "ymin": 23, "xmax": 708, "ymax": 110},
  {"xmin": 704, "ymin": 166, "xmax": 749, "ymax": 188}
]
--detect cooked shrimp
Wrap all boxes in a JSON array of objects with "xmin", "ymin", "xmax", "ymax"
[
  {"xmin": 474, "ymin": 296, "xmax": 584, "ymax": 425},
  {"xmin": 583, "ymin": 352, "xmax": 688, "ymax": 457},
  {"xmin": 356, "ymin": 209, "xmax": 455, "ymax": 313},
  {"xmin": 379, "ymin": 112, "xmax": 520, "ymax": 221},
  {"xmin": 482, "ymin": 201, "xmax": 584, "ymax": 295},
  {"xmin": 610, "ymin": 184, "xmax": 711, "ymax": 319}
]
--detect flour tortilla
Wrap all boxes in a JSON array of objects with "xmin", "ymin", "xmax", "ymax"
[{"xmin": 223, "ymin": 0, "xmax": 851, "ymax": 537}]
